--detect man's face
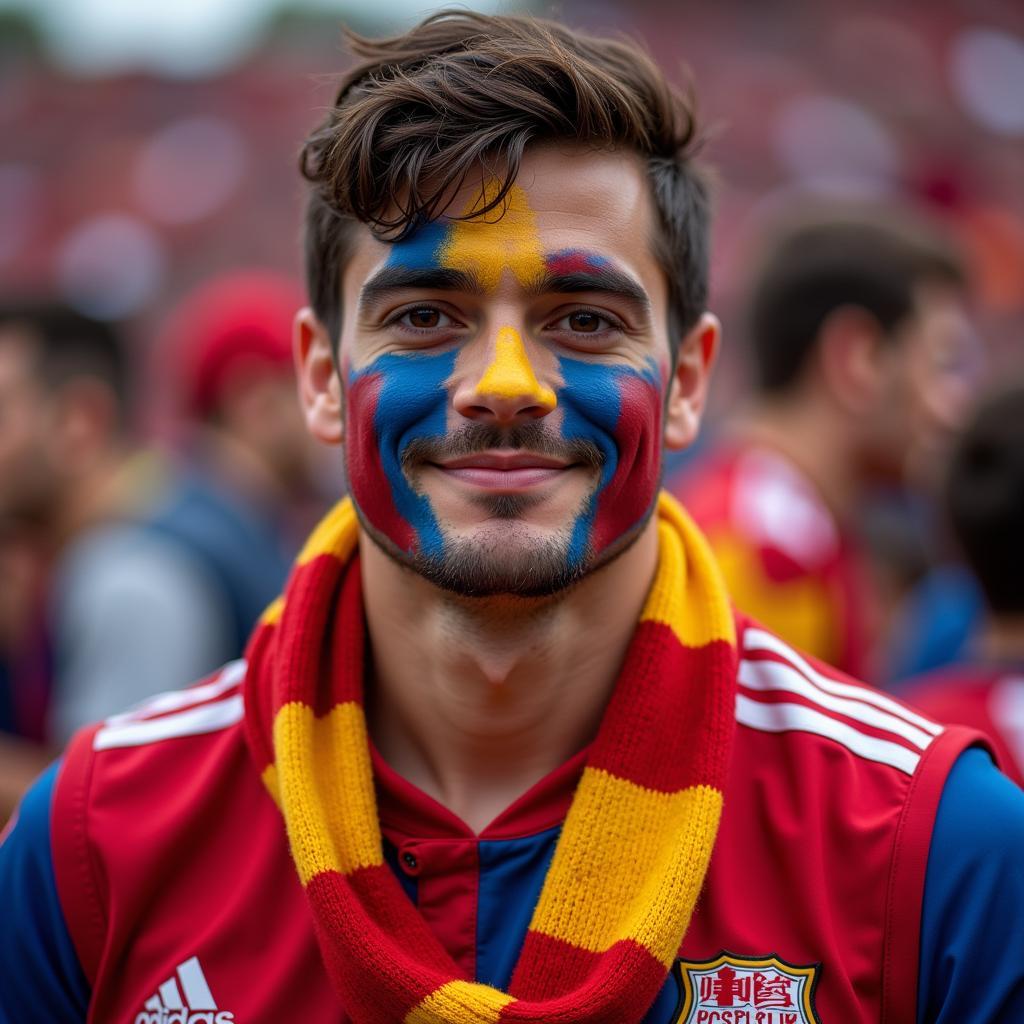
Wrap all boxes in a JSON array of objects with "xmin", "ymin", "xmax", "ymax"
[
  {"xmin": 868, "ymin": 283, "xmax": 983, "ymax": 483},
  {"xmin": 326, "ymin": 146, "xmax": 707, "ymax": 596},
  {"xmin": 0, "ymin": 329, "xmax": 60, "ymax": 525}
]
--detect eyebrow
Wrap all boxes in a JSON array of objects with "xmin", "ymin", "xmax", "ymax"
[
  {"xmin": 358, "ymin": 266, "xmax": 483, "ymax": 313},
  {"xmin": 531, "ymin": 265, "xmax": 651, "ymax": 318}
]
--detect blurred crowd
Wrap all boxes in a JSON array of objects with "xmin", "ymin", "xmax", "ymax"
[{"xmin": 1, "ymin": 0, "xmax": 1022, "ymax": 821}]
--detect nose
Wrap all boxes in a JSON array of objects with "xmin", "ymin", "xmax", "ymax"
[{"xmin": 453, "ymin": 326, "xmax": 557, "ymax": 424}]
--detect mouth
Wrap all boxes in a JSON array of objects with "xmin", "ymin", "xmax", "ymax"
[{"xmin": 431, "ymin": 449, "xmax": 575, "ymax": 492}]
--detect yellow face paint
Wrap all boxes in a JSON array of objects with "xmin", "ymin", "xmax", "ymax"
[
  {"xmin": 476, "ymin": 326, "xmax": 557, "ymax": 410},
  {"xmin": 439, "ymin": 181, "xmax": 545, "ymax": 292}
]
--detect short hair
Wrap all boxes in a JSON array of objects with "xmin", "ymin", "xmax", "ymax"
[
  {"xmin": 0, "ymin": 301, "xmax": 130, "ymax": 422},
  {"xmin": 946, "ymin": 380, "xmax": 1024, "ymax": 616},
  {"xmin": 746, "ymin": 206, "xmax": 966, "ymax": 394},
  {"xmin": 300, "ymin": 9, "xmax": 710, "ymax": 353}
]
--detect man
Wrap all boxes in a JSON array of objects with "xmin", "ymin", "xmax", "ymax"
[
  {"xmin": 1, "ymin": 12, "xmax": 1022, "ymax": 1024},
  {"xmin": 0, "ymin": 302, "xmax": 158, "ymax": 817},
  {"xmin": 671, "ymin": 209, "xmax": 982, "ymax": 679},
  {"xmin": 905, "ymin": 380, "xmax": 1024, "ymax": 786},
  {"xmin": 114, "ymin": 269, "xmax": 324, "ymax": 720}
]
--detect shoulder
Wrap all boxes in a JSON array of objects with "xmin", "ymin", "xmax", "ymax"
[
  {"xmin": 51, "ymin": 661, "xmax": 254, "ymax": 981},
  {"xmin": 680, "ymin": 444, "xmax": 841, "ymax": 577},
  {"xmin": 729, "ymin": 622, "xmax": 994, "ymax": 1022},
  {"xmin": 0, "ymin": 763, "xmax": 91, "ymax": 1021},
  {"xmin": 919, "ymin": 747, "xmax": 1024, "ymax": 1023},
  {"xmin": 86, "ymin": 658, "xmax": 247, "ymax": 755},
  {"xmin": 735, "ymin": 619, "xmax": 956, "ymax": 782}
]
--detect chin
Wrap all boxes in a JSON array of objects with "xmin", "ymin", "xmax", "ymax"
[{"xmin": 413, "ymin": 520, "xmax": 583, "ymax": 598}]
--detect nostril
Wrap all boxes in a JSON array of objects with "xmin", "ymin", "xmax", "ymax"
[{"xmin": 520, "ymin": 403, "xmax": 551, "ymax": 419}]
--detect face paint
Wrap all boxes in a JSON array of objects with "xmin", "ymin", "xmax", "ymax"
[
  {"xmin": 352, "ymin": 185, "xmax": 549, "ymax": 558},
  {"xmin": 345, "ymin": 349, "xmax": 454, "ymax": 558},
  {"xmin": 476, "ymin": 327, "xmax": 557, "ymax": 410},
  {"xmin": 557, "ymin": 356, "xmax": 664, "ymax": 567},
  {"xmin": 441, "ymin": 183, "xmax": 545, "ymax": 290},
  {"xmin": 543, "ymin": 248, "xmax": 611, "ymax": 277},
  {"xmin": 383, "ymin": 183, "xmax": 545, "ymax": 289},
  {"xmin": 347, "ymin": 183, "xmax": 667, "ymax": 588}
]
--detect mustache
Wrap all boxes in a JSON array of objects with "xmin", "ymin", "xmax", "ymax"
[{"xmin": 401, "ymin": 423, "xmax": 602, "ymax": 469}]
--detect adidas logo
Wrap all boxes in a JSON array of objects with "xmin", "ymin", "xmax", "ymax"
[{"xmin": 133, "ymin": 956, "xmax": 235, "ymax": 1024}]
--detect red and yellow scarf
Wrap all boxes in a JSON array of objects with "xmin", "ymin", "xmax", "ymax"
[{"xmin": 244, "ymin": 492, "xmax": 737, "ymax": 1023}]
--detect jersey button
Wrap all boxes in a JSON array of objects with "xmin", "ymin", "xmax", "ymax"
[{"xmin": 400, "ymin": 847, "xmax": 421, "ymax": 875}]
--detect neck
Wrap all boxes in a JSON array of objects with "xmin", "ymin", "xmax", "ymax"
[
  {"xmin": 361, "ymin": 518, "xmax": 659, "ymax": 833},
  {"xmin": 736, "ymin": 397, "xmax": 859, "ymax": 518},
  {"xmin": 979, "ymin": 615, "xmax": 1024, "ymax": 665}
]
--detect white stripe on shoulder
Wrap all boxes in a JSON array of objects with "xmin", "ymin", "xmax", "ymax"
[
  {"xmin": 93, "ymin": 694, "xmax": 244, "ymax": 751},
  {"xmin": 736, "ymin": 693, "xmax": 921, "ymax": 775},
  {"xmin": 743, "ymin": 628, "xmax": 942, "ymax": 736},
  {"xmin": 739, "ymin": 657, "xmax": 935, "ymax": 751},
  {"xmin": 103, "ymin": 660, "xmax": 246, "ymax": 727}
]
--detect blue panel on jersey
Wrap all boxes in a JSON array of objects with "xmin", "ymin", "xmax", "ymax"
[
  {"xmin": 918, "ymin": 747, "xmax": 1024, "ymax": 1024},
  {"xmin": 0, "ymin": 761, "xmax": 90, "ymax": 1023},
  {"xmin": 476, "ymin": 827, "xmax": 560, "ymax": 989},
  {"xmin": 643, "ymin": 970, "xmax": 683, "ymax": 1023}
]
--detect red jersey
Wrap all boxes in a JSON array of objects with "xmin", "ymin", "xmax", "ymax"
[
  {"xmin": 44, "ymin": 618, "xmax": 980, "ymax": 1024},
  {"xmin": 905, "ymin": 665, "xmax": 1024, "ymax": 787},
  {"xmin": 672, "ymin": 443, "xmax": 872, "ymax": 678}
]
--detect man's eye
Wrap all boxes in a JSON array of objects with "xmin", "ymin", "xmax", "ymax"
[
  {"xmin": 401, "ymin": 307, "xmax": 450, "ymax": 330},
  {"xmin": 556, "ymin": 310, "xmax": 615, "ymax": 334}
]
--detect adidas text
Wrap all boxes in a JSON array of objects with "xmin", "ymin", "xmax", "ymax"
[{"xmin": 134, "ymin": 1014, "xmax": 234, "ymax": 1024}]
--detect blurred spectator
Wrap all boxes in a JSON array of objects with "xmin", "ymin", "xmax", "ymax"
[
  {"xmin": 0, "ymin": 301, "xmax": 162, "ymax": 815},
  {"xmin": 671, "ymin": 204, "xmax": 979, "ymax": 679},
  {"xmin": 47, "ymin": 270, "xmax": 324, "ymax": 743},
  {"xmin": 904, "ymin": 381, "xmax": 1024, "ymax": 786}
]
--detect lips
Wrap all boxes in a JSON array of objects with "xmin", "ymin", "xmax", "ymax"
[{"xmin": 432, "ymin": 450, "xmax": 574, "ymax": 491}]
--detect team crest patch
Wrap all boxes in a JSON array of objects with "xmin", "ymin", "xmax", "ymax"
[{"xmin": 672, "ymin": 952, "xmax": 821, "ymax": 1024}]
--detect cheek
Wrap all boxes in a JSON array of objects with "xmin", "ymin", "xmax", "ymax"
[
  {"xmin": 558, "ymin": 358, "xmax": 664, "ymax": 559},
  {"xmin": 345, "ymin": 371, "xmax": 416, "ymax": 553},
  {"xmin": 344, "ymin": 352, "xmax": 455, "ymax": 556},
  {"xmin": 589, "ymin": 372, "xmax": 663, "ymax": 554}
]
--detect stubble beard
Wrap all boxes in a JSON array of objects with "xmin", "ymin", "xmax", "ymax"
[
  {"xmin": 349, "ymin": 422, "xmax": 651, "ymax": 598},
  {"xmin": 354, "ymin": 484, "xmax": 656, "ymax": 600}
]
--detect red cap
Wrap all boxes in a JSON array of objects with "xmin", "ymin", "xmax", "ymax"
[{"xmin": 162, "ymin": 270, "xmax": 305, "ymax": 418}]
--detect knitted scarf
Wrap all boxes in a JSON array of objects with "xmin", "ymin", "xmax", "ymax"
[{"xmin": 244, "ymin": 491, "xmax": 737, "ymax": 1024}]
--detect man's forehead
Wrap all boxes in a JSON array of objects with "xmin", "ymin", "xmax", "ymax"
[{"xmin": 343, "ymin": 147, "xmax": 658, "ymax": 296}]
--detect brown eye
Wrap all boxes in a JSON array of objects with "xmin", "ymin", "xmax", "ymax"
[
  {"xmin": 567, "ymin": 311, "xmax": 602, "ymax": 333},
  {"xmin": 406, "ymin": 308, "xmax": 441, "ymax": 329}
]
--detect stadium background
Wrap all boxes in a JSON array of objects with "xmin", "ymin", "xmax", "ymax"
[{"xmin": 1, "ymin": 0, "xmax": 1021, "ymax": 428}]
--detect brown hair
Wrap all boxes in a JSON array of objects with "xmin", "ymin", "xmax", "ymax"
[
  {"xmin": 300, "ymin": 9, "xmax": 710, "ymax": 351},
  {"xmin": 746, "ymin": 204, "xmax": 966, "ymax": 394},
  {"xmin": 947, "ymin": 378, "xmax": 1024, "ymax": 615}
]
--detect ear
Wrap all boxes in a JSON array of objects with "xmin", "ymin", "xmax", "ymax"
[
  {"xmin": 815, "ymin": 306, "xmax": 889, "ymax": 416},
  {"xmin": 664, "ymin": 313, "xmax": 720, "ymax": 450},
  {"xmin": 295, "ymin": 307, "xmax": 343, "ymax": 445}
]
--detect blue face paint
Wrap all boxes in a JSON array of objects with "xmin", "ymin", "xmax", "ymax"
[
  {"xmin": 557, "ymin": 356, "xmax": 663, "ymax": 565},
  {"xmin": 346, "ymin": 349, "xmax": 456, "ymax": 559},
  {"xmin": 383, "ymin": 219, "xmax": 451, "ymax": 271}
]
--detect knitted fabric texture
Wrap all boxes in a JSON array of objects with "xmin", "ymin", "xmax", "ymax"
[{"xmin": 244, "ymin": 492, "xmax": 737, "ymax": 1023}]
